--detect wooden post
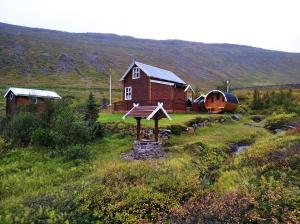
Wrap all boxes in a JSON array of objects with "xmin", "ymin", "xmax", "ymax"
[
  {"xmin": 136, "ymin": 117, "xmax": 141, "ymax": 140},
  {"xmin": 154, "ymin": 118, "xmax": 159, "ymax": 142}
]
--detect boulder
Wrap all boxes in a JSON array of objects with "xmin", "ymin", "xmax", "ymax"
[
  {"xmin": 231, "ymin": 114, "xmax": 240, "ymax": 121},
  {"xmin": 251, "ymin": 115, "xmax": 264, "ymax": 123}
]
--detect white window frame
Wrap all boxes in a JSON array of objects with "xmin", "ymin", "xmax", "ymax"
[
  {"xmin": 124, "ymin": 86, "xmax": 132, "ymax": 100},
  {"xmin": 132, "ymin": 67, "xmax": 140, "ymax": 79}
]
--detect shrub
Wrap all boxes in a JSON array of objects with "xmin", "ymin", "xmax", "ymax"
[
  {"xmin": 50, "ymin": 109, "xmax": 90, "ymax": 147},
  {"xmin": 251, "ymin": 89, "xmax": 263, "ymax": 110},
  {"xmin": 31, "ymin": 128, "xmax": 54, "ymax": 148},
  {"xmin": 62, "ymin": 144, "xmax": 90, "ymax": 162},
  {"xmin": 184, "ymin": 142, "xmax": 227, "ymax": 188},
  {"xmin": 86, "ymin": 121, "xmax": 103, "ymax": 139},
  {"xmin": 2, "ymin": 112, "xmax": 40, "ymax": 147},
  {"xmin": 266, "ymin": 112, "xmax": 297, "ymax": 123},
  {"xmin": 168, "ymin": 176, "xmax": 300, "ymax": 223},
  {"xmin": 168, "ymin": 125, "xmax": 186, "ymax": 135},
  {"xmin": 0, "ymin": 137, "xmax": 7, "ymax": 153}
]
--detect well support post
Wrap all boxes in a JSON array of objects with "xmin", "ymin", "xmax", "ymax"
[
  {"xmin": 154, "ymin": 118, "xmax": 159, "ymax": 142},
  {"xmin": 136, "ymin": 117, "xmax": 141, "ymax": 140}
]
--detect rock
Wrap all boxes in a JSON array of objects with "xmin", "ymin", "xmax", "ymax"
[
  {"xmin": 198, "ymin": 122, "xmax": 205, "ymax": 127},
  {"xmin": 274, "ymin": 128, "xmax": 286, "ymax": 134},
  {"xmin": 220, "ymin": 118, "xmax": 226, "ymax": 123},
  {"xmin": 231, "ymin": 114, "xmax": 240, "ymax": 121},
  {"xmin": 132, "ymin": 140, "xmax": 164, "ymax": 159},
  {"xmin": 186, "ymin": 127, "xmax": 195, "ymax": 133},
  {"xmin": 192, "ymin": 123, "xmax": 198, "ymax": 129},
  {"xmin": 251, "ymin": 115, "xmax": 264, "ymax": 123}
]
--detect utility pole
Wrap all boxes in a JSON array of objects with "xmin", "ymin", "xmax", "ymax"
[
  {"xmin": 109, "ymin": 68, "xmax": 112, "ymax": 106},
  {"xmin": 226, "ymin": 80, "xmax": 230, "ymax": 93}
]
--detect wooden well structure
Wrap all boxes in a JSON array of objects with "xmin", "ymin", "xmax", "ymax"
[{"xmin": 123, "ymin": 102, "xmax": 172, "ymax": 142}]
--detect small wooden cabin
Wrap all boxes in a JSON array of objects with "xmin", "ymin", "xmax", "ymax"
[
  {"xmin": 204, "ymin": 90, "xmax": 239, "ymax": 113},
  {"xmin": 4, "ymin": 87, "xmax": 61, "ymax": 115},
  {"xmin": 115, "ymin": 61, "xmax": 190, "ymax": 112},
  {"xmin": 192, "ymin": 95, "xmax": 207, "ymax": 112}
]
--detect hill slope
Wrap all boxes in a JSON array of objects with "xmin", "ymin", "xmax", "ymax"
[{"xmin": 0, "ymin": 22, "xmax": 300, "ymax": 88}]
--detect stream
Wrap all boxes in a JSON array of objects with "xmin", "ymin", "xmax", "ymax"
[
  {"xmin": 230, "ymin": 142, "xmax": 252, "ymax": 155},
  {"xmin": 235, "ymin": 145, "xmax": 250, "ymax": 154}
]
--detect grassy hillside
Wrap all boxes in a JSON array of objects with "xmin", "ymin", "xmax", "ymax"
[{"xmin": 1, "ymin": 22, "xmax": 300, "ymax": 91}]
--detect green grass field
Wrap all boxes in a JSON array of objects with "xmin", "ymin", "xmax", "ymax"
[{"xmin": 99, "ymin": 112, "xmax": 209, "ymax": 127}]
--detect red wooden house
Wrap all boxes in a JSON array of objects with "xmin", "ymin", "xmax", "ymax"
[{"xmin": 114, "ymin": 61, "xmax": 192, "ymax": 112}]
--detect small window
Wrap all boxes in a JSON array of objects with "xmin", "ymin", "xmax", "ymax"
[
  {"xmin": 132, "ymin": 67, "xmax": 140, "ymax": 79},
  {"xmin": 30, "ymin": 97, "xmax": 38, "ymax": 104},
  {"xmin": 211, "ymin": 97, "xmax": 214, "ymax": 103},
  {"xmin": 125, "ymin": 87, "xmax": 132, "ymax": 100},
  {"xmin": 216, "ymin": 93, "xmax": 220, "ymax": 100}
]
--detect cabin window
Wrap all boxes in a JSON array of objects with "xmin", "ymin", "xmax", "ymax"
[
  {"xmin": 125, "ymin": 87, "xmax": 132, "ymax": 100},
  {"xmin": 132, "ymin": 67, "xmax": 140, "ymax": 79},
  {"xmin": 216, "ymin": 93, "xmax": 220, "ymax": 100},
  {"xmin": 211, "ymin": 97, "xmax": 214, "ymax": 103},
  {"xmin": 30, "ymin": 97, "xmax": 38, "ymax": 104}
]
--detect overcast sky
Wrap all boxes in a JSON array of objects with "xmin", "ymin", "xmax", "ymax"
[{"xmin": 1, "ymin": 0, "xmax": 300, "ymax": 53}]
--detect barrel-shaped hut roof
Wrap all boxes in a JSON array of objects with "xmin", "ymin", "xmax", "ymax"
[{"xmin": 204, "ymin": 90, "xmax": 239, "ymax": 104}]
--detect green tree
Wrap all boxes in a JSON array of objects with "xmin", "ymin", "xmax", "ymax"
[{"xmin": 85, "ymin": 92, "xmax": 99, "ymax": 122}]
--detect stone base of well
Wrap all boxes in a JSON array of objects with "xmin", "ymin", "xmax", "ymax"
[{"xmin": 132, "ymin": 140, "xmax": 164, "ymax": 159}]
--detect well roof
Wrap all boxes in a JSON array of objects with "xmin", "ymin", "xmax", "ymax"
[{"xmin": 122, "ymin": 103, "xmax": 172, "ymax": 120}]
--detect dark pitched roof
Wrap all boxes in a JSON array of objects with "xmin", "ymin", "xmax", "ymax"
[{"xmin": 120, "ymin": 61, "xmax": 186, "ymax": 85}]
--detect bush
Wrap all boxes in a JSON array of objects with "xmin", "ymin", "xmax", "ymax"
[
  {"xmin": 0, "ymin": 97, "xmax": 103, "ymax": 150},
  {"xmin": 86, "ymin": 121, "xmax": 103, "ymax": 139},
  {"xmin": 50, "ymin": 110, "xmax": 90, "ymax": 147},
  {"xmin": 2, "ymin": 112, "xmax": 40, "ymax": 147},
  {"xmin": 31, "ymin": 128, "xmax": 54, "ymax": 148},
  {"xmin": 168, "ymin": 176, "xmax": 300, "ymax": 223},
  {"xmin": 168, "ymin": 125, "xmax": 186, "ymax": 135},
  {"xmin": 0, "ymin": 137, "xmax": 7, "ymax": 153},
  {"xmin": 62, "ymin": 144, "xmax": 90, "ymax": 162},
  {"xmin": 184, "ymin": 142, "xmax": 227, "ymax": 188},
  {"xmin": 251, "ymin": 89, "xmax": 263, "ymax": 110}
]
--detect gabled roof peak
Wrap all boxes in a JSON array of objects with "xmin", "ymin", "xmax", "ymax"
[{"xmin": 120, "ymin": 61, "xmax": 186, "ymax": 85}]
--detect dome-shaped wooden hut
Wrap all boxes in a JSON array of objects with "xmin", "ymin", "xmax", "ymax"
[{"xmin": 204, "ymin": 90, "xmax": 239, "ymax": 113}]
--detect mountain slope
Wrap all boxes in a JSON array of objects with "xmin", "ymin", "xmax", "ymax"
[{"xmin": 0, "ymin": 22, "xmax": 299, "ymax": 88}]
